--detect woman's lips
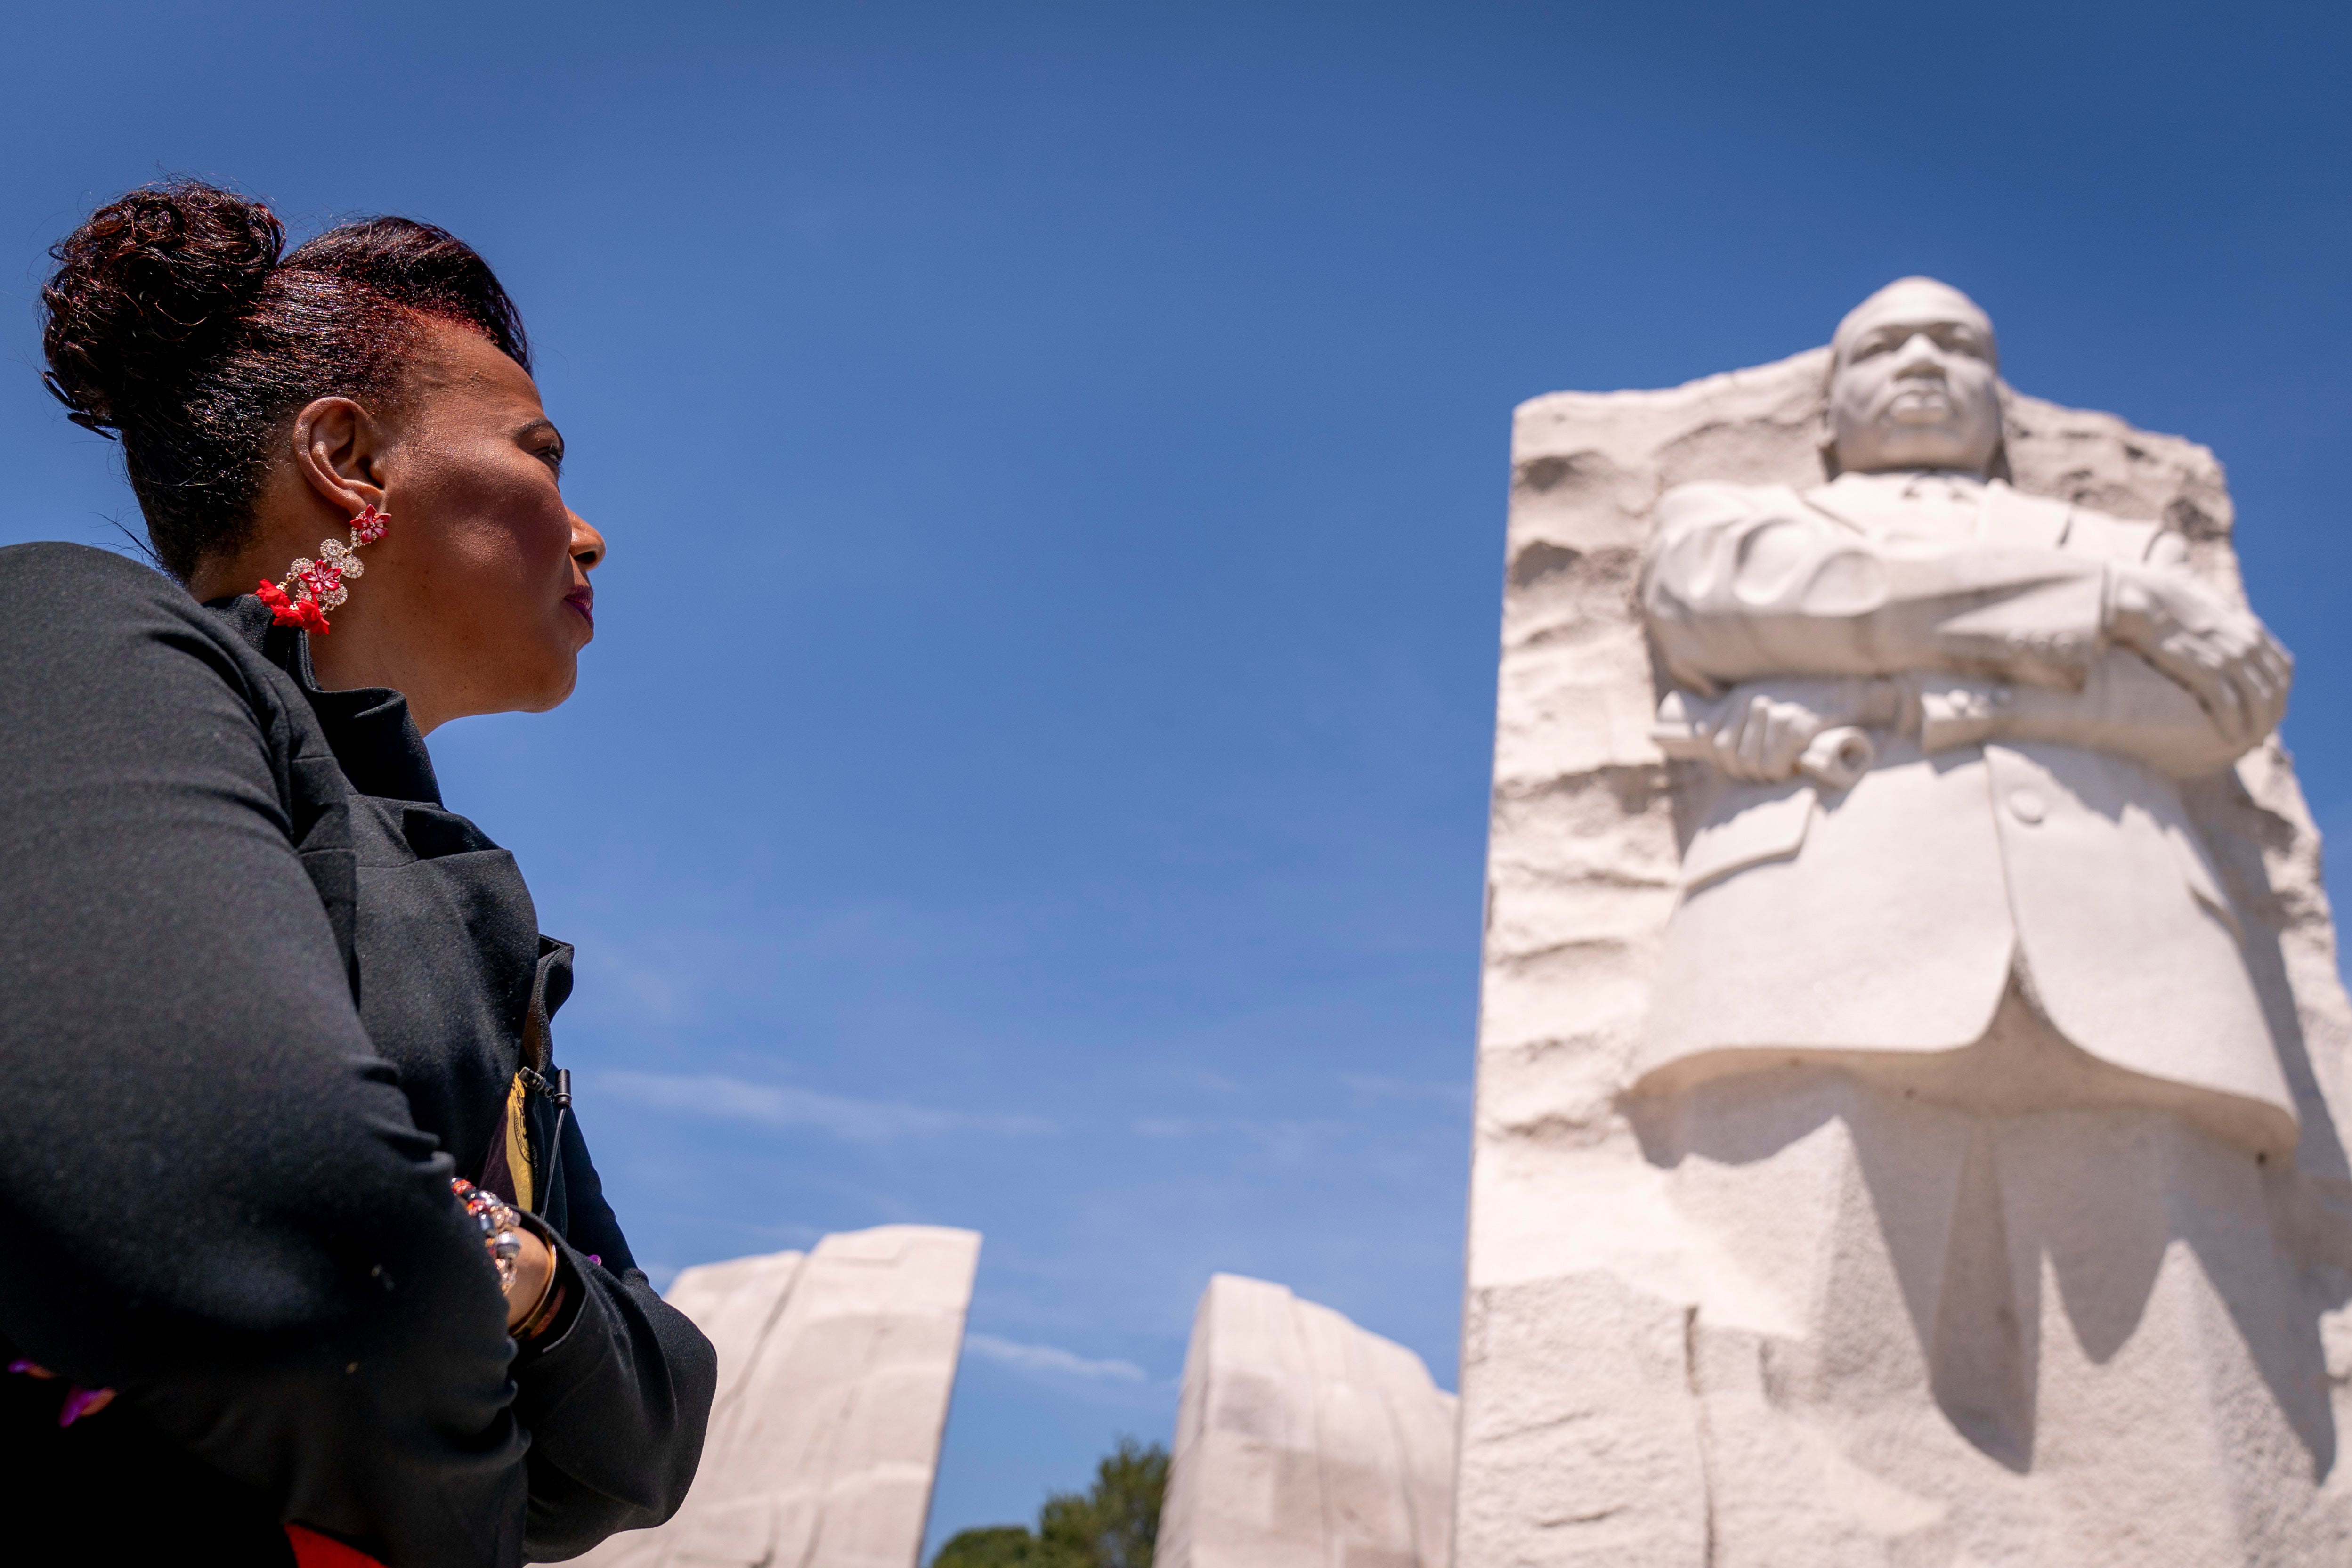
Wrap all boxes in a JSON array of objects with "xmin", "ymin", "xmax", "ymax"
[{"xmin": 566, "ymin": 588, "xmax": 594, "ymax": 631}]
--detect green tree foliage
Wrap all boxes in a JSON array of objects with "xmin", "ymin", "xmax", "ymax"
[
  {"xmin": 1038, "ymin": 1436, "xmax": 1167, "ymax": 1568},
  {"xmin": 933, "ymin": 1526, "xmax": 1040, "ymax": 1568},
  {"xmin": 933, "ymin": 1438, "xmax": 1170, "ymax": 1568}
]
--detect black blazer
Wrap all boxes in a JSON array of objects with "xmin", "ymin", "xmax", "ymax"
[{"xmin": 0, "ymin": 543, "xmax": 716, "ymax": 1566}]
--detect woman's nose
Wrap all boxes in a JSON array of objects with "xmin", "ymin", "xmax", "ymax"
[{"xmin": 570, "ymin": 512, "xmax": 607, "ymax": 571}]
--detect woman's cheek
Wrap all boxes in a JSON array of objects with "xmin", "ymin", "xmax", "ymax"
[{"xmin": 518, "ymin": 491, "xmax": 576, "ymax": 580}]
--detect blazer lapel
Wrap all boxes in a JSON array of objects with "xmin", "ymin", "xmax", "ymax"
[
  {"xmin": 1795, "ymin": 482, "xmax": 1878, "ymax": 538},
  {"xmin": 1977, "ymin": 479, "xmax": 2073, "ymax": 550}
]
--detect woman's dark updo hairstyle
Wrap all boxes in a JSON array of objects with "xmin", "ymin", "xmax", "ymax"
[{"xmin": 41, "ymin": 179, "xmax": 530, "ymax": 580}]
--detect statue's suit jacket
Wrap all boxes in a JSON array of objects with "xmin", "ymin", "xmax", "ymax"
[{"xmin": 1636, "ymin": 475, "xmax": 2295, "ymax": 1152}]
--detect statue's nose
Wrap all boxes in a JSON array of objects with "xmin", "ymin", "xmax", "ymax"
[{"xmin": 1894, "ymin": 335, "xmax": 1948, "ymax": 374}]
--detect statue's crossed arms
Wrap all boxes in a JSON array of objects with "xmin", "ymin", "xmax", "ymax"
[{"xmin": 1631, "ymin": 278, "xmax": 2298, "ymax": 1157}]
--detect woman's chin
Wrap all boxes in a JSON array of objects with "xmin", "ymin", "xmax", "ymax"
[{"xmin": 519, "ymin": 666, "xmax": 580, "ymax": 714}]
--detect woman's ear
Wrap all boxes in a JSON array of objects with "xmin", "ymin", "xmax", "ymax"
[{"xmin": 290, "ymin": 397, "xmax": 387, "ymax": 517}]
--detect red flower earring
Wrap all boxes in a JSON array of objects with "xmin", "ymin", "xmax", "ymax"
[{"xmin": 256, "ymin": 504, "xmax": 389, "ymax": 636}]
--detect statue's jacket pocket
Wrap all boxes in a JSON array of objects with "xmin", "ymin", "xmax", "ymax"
[{"xmin": 1680, "ymin": 780, "xmax": 1817, "ymax": 893}]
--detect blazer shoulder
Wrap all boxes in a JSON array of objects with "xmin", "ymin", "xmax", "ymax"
[
  {"xmin": 2055, "ymin": 504, "xmax": 2166, "ymax": 562},
  {"xmin": 1979, "ymin": 481, "xmax": 2165, "ymax": 560},
  {"xmin": 0, "ymin": 541, "xmax": 290, "ymax": 725},
  {"xmin": 1655, "ymin": 479, "xmax": 1809, "ymax": 529},
  {"xmin": 0, "ymin": 542, "xmax": 245, "ymax": 647}
]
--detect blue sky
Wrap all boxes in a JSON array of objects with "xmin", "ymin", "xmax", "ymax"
[{"xmin": 3, "ymin": 0, "xmax": 2347, "ymax": 1551}]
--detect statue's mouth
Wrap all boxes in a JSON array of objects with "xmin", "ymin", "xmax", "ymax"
[{"xmin": 1885, "ymin": 388, "xmax": 1955, "ymax": 422}]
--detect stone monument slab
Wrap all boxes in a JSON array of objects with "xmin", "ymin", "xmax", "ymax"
[
  {"xmin": 1458, "ymin": 281, "xmax": 2352, "ymax": 1564},
  {"xmin": 580, "ymin": 1224, "xmax": 981, "ymax": 1568},
  {"xmin": 1156, "ymin": 1274, "xmax": 1458, "ymax": 1568}
]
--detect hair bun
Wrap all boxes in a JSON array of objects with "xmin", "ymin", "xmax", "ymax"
[{"xmin": 41, "ymin": 180, "xmax": 285, "ymax": 433}]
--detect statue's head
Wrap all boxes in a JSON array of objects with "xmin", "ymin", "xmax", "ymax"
[{"xmin": 1826, "ymin": 277, "xmax": 2003, "ymax": 477}]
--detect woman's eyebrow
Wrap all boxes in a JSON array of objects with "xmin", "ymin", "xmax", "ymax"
[{"xmin": 516, "ymin": 416, "xmax": 563, "ymax": 444}]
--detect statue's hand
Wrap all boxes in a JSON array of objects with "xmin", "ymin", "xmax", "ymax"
[
  {"xmin": 1707, "ymin": 691, "xmax": 1829, "ymax": 782},
  {"xmin": 2107, "ymin": 564, "xmax": 2293, "ymax": 748}
]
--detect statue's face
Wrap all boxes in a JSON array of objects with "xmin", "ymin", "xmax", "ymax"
[{"xmin": 1828, "ymin": 279, "xmax": 2002, "ymax": 476}]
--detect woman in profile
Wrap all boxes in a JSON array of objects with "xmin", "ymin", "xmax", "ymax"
[{"xmin": 0, "ymin": 182, "xmax": 715, "ymax": 1566}]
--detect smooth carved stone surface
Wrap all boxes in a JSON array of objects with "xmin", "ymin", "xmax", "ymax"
[
  {"xmin": 1156, "ymin": 1274, "xmax": 1457, "ymax": 1568},
  {"xmin": 578, "ymin": 1225, "xmax": 981, "ymax": 1568},
  {"xmin": 1461, "ymin": 290, "xmax": 2352, "ymax": 1565}
]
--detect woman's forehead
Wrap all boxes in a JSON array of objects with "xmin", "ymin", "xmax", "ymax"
[{"xmin": 409, "ymin": 317, "xmax": 543, "ymax": 408}]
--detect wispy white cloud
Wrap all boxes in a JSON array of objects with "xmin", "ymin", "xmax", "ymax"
[
  {"xmin": 965, "ymin": 1333, "xmax": 1147, "ymax": 1382},
  {"xmin": 1341, "ymin": 1073, "xmax": 1471, "ymax": 1105},
  {"xmin": 596, "ymin": 1070, "xmax": 1054, "ymax": 1142},
  {"xmin": 1128, "ymin": 1115, "xmax": 1331, "ymax": 1162}
]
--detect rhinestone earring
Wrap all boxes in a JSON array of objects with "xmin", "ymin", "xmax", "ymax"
[{"xmin": 255, "ymin": 503, "xmax": 389, "ymax": 635}]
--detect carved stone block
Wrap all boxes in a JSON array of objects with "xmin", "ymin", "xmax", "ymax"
[
  {"xmin": 1460, "ymin": 329, "xmax": 2352, "ymax": 1563},
  {"xmin": 579, "ymin": 1225, "xmax": 981, "ymax": 1568},
  {"xmin": 1156, "ymin": 1274, "xmax": 1457, "ymax": 1568}
]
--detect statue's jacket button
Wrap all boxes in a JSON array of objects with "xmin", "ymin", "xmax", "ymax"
[{"xmin": 2007, "ymin": 788, "xmax": 2047, "ymax": 825}]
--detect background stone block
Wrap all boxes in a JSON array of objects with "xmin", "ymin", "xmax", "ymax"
[
  {"xmin": 1157, "ymin": 1273, "xmax": 1457, "ymax": 1568},
  {"xmin": 580, "ymin": 1224, "xmax": 981, "ymax": 1568}
]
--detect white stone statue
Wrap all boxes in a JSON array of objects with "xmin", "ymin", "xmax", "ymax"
[
  {"xmin": 1453, "ymin": 280, "xmax": 2352, "ymax": 1565},
  {"xmin": 1636, "ymin": 277, "xmax": 2298, "ymax": 1154}
]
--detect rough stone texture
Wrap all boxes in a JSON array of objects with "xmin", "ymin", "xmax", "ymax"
[
  {"xmin": 1157, "ymin": 1274, "xmax": 1458, "ymax": 1568},
  {"xmin": 578, "ymin": 1225, "xmax": 981, "ymax": 1568},
  {"xmin": 1458, "ymin": 348, "xmax": 2352, "ymax": 1565}
]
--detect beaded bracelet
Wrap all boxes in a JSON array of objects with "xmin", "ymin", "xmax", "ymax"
[{"xmin": 450, "ymin": 1177, "xmax": 524, "ymax": 1293}]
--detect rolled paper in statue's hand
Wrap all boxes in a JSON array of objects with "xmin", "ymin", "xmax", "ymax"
[
  {"xmin": 1795, "ymin": 726, "xmax": 1873, "ymax": 790},
  {"xmin": 1649, "ymin": 688, "xmax": 1877, "ymax": 787},
  {"xmin": 1649, "ymin": 689, "xmax": 1706, "ymax": 755}
]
